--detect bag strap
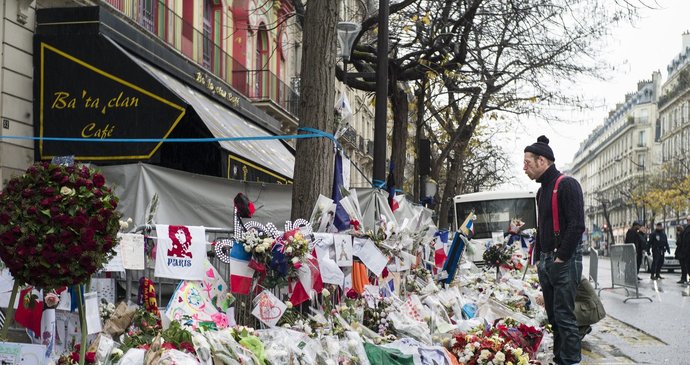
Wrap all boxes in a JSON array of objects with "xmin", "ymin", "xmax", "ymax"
[{"xmin": 552, "ymin": 174, "xmax": 566, "ymax": 235}]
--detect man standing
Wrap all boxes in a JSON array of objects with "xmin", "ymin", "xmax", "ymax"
[
  {"xmin": 648, "ymin": 222, "xmax": 669, "ymax": 280},
  {"xmin": 678, "ymin": 216, "xmax": 690, "ymax": 284},
  {"xmin": 524, "ymin": 135, "xmax": 584, "ymax": 365},
  {"xmin": 624, "ymin": 222, "xmax": 645, "ymax": 280}
]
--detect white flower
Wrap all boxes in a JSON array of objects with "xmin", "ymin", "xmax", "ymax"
[
  {"xmin": 494, "ymin": 351, "xmax": 506, "ymax": 363},
  {"xmin": 244, "ymin": 245, "xmax": 251, "ymax": 253},
  {"xmin": 119, "ymin": 221, "xmax": 129, "ymax": 230},
  {"xmin": 126, "ymin": 217, "xmax": 133, "ymax": 224},
  {"xmin": 322, "ymin": 289, "xmax": 331, "ymax": 297},
  {"xmin": 479, "ymin": 349, "xmax": 491, "ymax": 360},
  {"xmin": 60, "ymin": 186, "xmax": 75, "ymax": 196},
  {"xmin": 291, "ymin": 257, "xmax": 300, "ymax": 264},
  {"xmin": 285, "ymin": 301, "xmax": 293, "ymax": 309},
  {"xmin": 285, "ymin": 246, "xmax": 294, "ymax": 254},
  {"xmin": 256, "ymin": 245, "xmax": 265, "ymax": 253}
]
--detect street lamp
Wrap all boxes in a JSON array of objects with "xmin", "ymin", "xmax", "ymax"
[
  {"xmin": 615, "ymin": 156, "xmax": 646, "ymax": 225},
  {"xmin": 422, "ymin": 177, "xmax": 437, "ymax": 208}
]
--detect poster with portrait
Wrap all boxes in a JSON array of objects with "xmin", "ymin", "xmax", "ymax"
[{"xmin": 154, "ymin": 225, "xmax": 207, "ymax": 281}]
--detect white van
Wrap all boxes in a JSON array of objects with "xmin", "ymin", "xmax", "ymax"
[{"xmin": 453, "ymin": 190, "xmax": 538, "ymax": 264}]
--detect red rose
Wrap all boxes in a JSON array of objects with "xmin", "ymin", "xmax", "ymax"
[
  {"xmin": 85, "ymin": 351, "xmax": 96, "ymax": 363},
  {"xmin": 26, "ymin": 206, "xmax": 37, "ymax": 215},
  {"xmin": 21, "ymin": 189, "xmax": 34, "ymax": 198},
  {"xmin": 0, "ymin": 232, "xmax": 14, "ymax": 245},
  {"xmin": 0, "ymin": 212, "xmax": 9, "ymax": 225},
  {"xmin": 40, "ymin": 197, "xmax": 54, "ymax": 207},
  {"xmin": 161, "ymin": 342, "xmax": 176, "ymax": 350},
  {"xmin": 72, "ymin": 215, "xmax": 88, "ymax": 229},
  {"xmin": 92, "ymin": 174, "xmax": 105, "ymax": 188},
  {"xmin": 70, "ymin": 351, "xmax": 80, "ymax": 362},
  {"xmin": 178, "ymin": 341, "xmax": 196, "ymax": 353},
  {"xmin": 346, "ymin": 288, "xmax": 359, "ymax": 299}
]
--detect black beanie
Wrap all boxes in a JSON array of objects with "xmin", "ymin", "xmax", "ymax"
[{"xmin": 524, "ymin": 135, "xmax": 555, "ymax": 162}]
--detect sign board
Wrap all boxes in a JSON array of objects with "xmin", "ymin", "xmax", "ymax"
[
  {"xmin": 0, "ymin": 342, "xmax": 46, "ymax": 365},
  {"xmin": 35, "ymin": 36, "xmax": 186, "ymax": 161}
]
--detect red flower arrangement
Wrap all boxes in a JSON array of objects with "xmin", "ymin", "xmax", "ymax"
[
  {"xmin": 0, "ymin": 162, "xmax": 121, "ymax": 289},
  {"xmin": 448, "ymin": 318, "xmax": 543, "ymax": 364}
]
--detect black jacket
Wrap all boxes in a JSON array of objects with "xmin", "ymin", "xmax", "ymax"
[
  {"xmin": 648, "ymin": 230, "xmax": 669, "ymax": 254},
  {"xmin": 624, "ymin": 227, "xmax": 642, "ymax": 246},
  {"xmin": 535, "ymin": 165, "xmax": 585, "ymax": 261},
  {"xmin": 678, "ymin": 225, "xmax": 690, "ymax": 258}
]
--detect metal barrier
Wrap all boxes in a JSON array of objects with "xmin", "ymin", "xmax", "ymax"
[
  {"xmin": 604, "ymin": 244, "xmax": 652, "ymax": 303},
  {"xmin": 588, "ymin": 247, "xmax": 599, "ymax": 291}
]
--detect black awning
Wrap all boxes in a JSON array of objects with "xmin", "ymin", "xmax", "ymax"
[{"xmin": 34, "ymin": 29, "xmax": 293, "ymax": 181}]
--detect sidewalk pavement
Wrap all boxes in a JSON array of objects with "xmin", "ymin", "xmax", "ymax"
[{"xmin": 581, "ymin": 256, "xmax": 690, "ymax": 364}]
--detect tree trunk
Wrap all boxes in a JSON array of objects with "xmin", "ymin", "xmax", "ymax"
[
  {"xmin": 290, "ymin": 1, "xmax": 338, "ymax": 220},
  {"xmin": 391, "ymin": 79, "xmax": 408, "ymax": 192},
  {"xmin": 438, "ymin": 151, "xmax": 462, "ymax": 230}
]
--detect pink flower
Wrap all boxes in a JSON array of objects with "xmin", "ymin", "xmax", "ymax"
[{"xmin": 44, "ymin": 292, "xmax": 60, "ymax": 308}]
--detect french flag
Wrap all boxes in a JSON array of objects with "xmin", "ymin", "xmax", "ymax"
[
  {"xmin": 434, "ymin": 231, "xmax": 449, "ymax": 271},
  {"xmin": 229, "ymin": 242, "xmax": 255, "ymax": 295}
]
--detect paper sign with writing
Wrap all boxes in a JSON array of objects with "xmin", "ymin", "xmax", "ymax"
[
  {"xmin": 251, "ymin": 290, "xmax": 286, "ymax": 328},
  {"xmin": 352, "ymin": 238, "xmax": 388, "ymax": 276},
  {"xmin": 119, "ymin": 233, "xmax": 145, "ymax": 270},
  {"xmin": 101, "ymin": 241, "xmax": 125, "ymax": 273}
]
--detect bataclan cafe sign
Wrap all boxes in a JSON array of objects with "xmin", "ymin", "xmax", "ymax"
[{"xmin": 35, "ymin": 37, "xmax": 187, "ymax": 161}]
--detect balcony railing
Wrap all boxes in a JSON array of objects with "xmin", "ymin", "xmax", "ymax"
[
  {"xmin": 103, "ymin": 0, "xmax": 299, "ymax": 118},
  {"xmin": 231, "ymin": 66, "xmax": 300, "ymax": 118}
]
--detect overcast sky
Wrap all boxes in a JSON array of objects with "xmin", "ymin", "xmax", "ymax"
[{"xmin": 499, "ymin": 0, "xmax": 690, "ymax": 190}]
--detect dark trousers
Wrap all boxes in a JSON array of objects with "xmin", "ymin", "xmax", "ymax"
[
  {"xmin": 636, "ymin": 248, "xmax": 643, "ymax": 274},
  {"xmin": 680, "ymin": 257, "xmax": 689, "ymax": 282},
  {"xmin": 539, "ymin": 252, "xmax": 582, "ymax": 365},
  {"xmin": 651, "ymin": 249, "xmax": 664, "ymax": 276}
]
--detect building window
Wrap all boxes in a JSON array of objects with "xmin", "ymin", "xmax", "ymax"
[
  {"xmin": 256, "ymin": 25, "xmax": 270, "ymax": 98},
  {"xmin": 638, "ymin": 130, "xmax": 645, "ymax": 147},
  {"xmin": 639, "ymin": 109, "xmax": 649, "ymax": 123},
  {"xmin": 139, "ymin": 0, "xmax": 157, "ymax": 32}
]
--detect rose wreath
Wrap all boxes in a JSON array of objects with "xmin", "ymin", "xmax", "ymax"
[{"xmin": 0, "ymin": 162, "xmax": 121, "ymax": 289}]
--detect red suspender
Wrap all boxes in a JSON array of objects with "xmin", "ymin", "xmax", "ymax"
[{"xmin": 552, "ymin": 175, "xmax": 565, "ymax": 235}]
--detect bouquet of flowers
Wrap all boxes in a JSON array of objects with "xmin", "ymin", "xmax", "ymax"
[
  {"xmin": 449, "ymin": 331, "xmax": 530, "ymax": 365},
  {"xmin": 0, "ymin": 162, "xmax": 121, "ymax": 289},
  {"xmin": 99, "ymin": 299, "xmax": 116, "ymax": 323},
  {"xmin": 449, "ymin": 318, "xmax": 542, "ymax": 364},
  {"xmin": 482, "ymin": 243, "xmax": 513, "ymax": 269},
  {"xmin": 240, "ymin": 229, "xmax": 276, "ymax": 256}
]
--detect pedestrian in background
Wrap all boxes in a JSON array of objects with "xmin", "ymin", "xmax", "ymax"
[
  {"xmin": 624, "ymin": 221, "xmax": 644, "ymax": 280},
  {"xmin": 648, "ymin": 222, "xmax": 669, "ymax": 280},
  {"xmin": 677, "ymin": 215, "xmax": 690, "ymax": 284},
  {"xmin": 524, "ymin": 135, "xmax": 585, "ymax": 365}
]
